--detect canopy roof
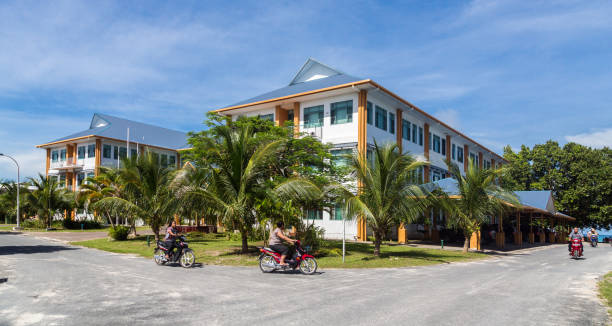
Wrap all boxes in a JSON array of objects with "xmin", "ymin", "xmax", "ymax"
[{"xmin": 424, "ymin": 178, "xmax": 576, "ymax": 221}]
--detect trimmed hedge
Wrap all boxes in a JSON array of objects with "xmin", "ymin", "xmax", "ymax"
[{"xmin": 108, "ymin": 226, "xmax": 130, "ymax": 241}]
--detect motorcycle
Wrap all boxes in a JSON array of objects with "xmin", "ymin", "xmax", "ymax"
[
  {"xmin": 154, "ymin": 235, "xmax": 196, "ymax": 268},
  {"xmin": 258, "ymin": 240, "xmax": 318, "ymax": 275},
  {"xmin": 590, "ymin": 235, "xmax": 598, "ymax": 247},
  {"xmin": 569, "ymin": 238, "xmax": 583, "ymax": 259}
]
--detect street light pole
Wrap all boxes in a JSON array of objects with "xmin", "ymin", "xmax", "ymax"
[{"xmin": 0, "ymin": 153, "xmax": 21, "ymax": 230}]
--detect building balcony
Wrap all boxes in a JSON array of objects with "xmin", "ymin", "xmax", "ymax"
[{"xmin": 50, "ymin": 158, "xmax": 84, "ymax": 171}]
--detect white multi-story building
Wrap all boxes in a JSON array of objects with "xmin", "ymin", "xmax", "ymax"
[
  {"xmin": 37, "ymin": 113, "xmax": 189, "ymax": 192},
  {"xmin": 214, "ymin": 59, "xmax": 506, "ymax": 241}
]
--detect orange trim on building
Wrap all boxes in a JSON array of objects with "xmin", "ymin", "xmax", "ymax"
[
  {"xmin": 293, "ymin": 102, "xmax": 300, "ymax": 137},
  {"xmin": 424, "ymin": 123, "xmax": 430, "ymax": 182},
  {"xmin": 478, "ymin": 152, "xmax": 483, "ymax": 169},
  {"xmin": 45, "ymin": 149, "xmax": 51, "ymax": 177},
  {"xmin": 94, "ymin": 139, "xmax": 101, "ymax": 176},
  {"xmin": 357, "ymin": 89, "xmax": 368, "ymax": 241},
  {"xmin": 274, "ymin": 105, "xmax": 288, "ymax": 127}
]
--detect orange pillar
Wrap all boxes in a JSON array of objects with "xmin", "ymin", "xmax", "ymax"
[
  {"xmin": 469, "ymin": 230, "xmax": 481, "ymax": 250},
  {"xmin": 45, "ymin": 148, "xmax": 51, "ymax": 177},
  {"xmin": 357, "ymin": 89, "xmax": 368, "ymax": 241},
  {"xmin": 478, "ymin": 152, "xmax": 483, "ymax": 169},
  {"xmin": 95, "ymin": 139, "xmax": 102, "ymax": 176},
  {"xmin": 274, "ymin": 105, "xmax": 288, "ymax": 127},
  {"xmin": 293, "ymin": 102, "xmax": 300, "ymax": 137}
]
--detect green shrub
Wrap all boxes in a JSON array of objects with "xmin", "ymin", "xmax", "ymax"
[
  {"xmin": 299, "ymin": 224, "xmax": 325, "ymax": 252},
  {"xmin": 21, "ymin": 219, "xmax": 46, "ymax": 229},
  {"xmin": 317, "ymin": 247, "xmax": 343, "ymax": 257},
  {"xmin": 108, "ymin": 226, "xmax": 130, "ymax": 241}
]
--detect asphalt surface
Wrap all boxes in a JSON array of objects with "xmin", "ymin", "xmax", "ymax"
[{"xmin": 0, "ymin": 232, "xmax": 610, "ymax": 326}]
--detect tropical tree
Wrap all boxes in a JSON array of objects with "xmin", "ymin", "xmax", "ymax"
[
  {"xmin": 442, "ymin": 158, "xmax": 519, "ymax": 253},
  {"xmin": 0, "ymin": 181, "xmax": 29, "ymax": 224},
  {"xmin": 171, "ymin": 162, "xmax": 214, "ymax": 227},
  {"xmin": 80, "ymin": 168, "xmax": 125, "ymax": 229},
  {"xmin": 26, "ymin": 174, "xmax": 72, "ymax": 228},
  {"xmin": 92, "ymin": 153, "xmax": 179, "ymax": 240},
  {"xmin": 185, "ymin": 123, "xmax": 285, "ymax": 253}
]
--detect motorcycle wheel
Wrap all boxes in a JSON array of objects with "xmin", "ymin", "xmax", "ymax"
[
  {"xmin": 154, "ymin": 248, "xmax": 166, "ymax": 265},
  {"xmin": 259, "ymin": 255, "xmax": 276, "ymax": 273},
  {"xmin": 180, "ymin": 249, "xmax": 195, "ymax": 268},
  {"xmin": 299, "ymin": 257, "xmax": 318, "ymax": 275}
]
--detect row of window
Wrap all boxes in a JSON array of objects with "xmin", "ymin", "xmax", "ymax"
[
  {"xmin": 370, "ymin": 102, "xmax": 427, "ymax": 147},
  {"xmin": 303, "ymin": 100, "xmax": 353, "ymax": 128},
  {"xmin": 53, "ymin": 172, "xmax": 95, "ymax": 188},
  {"xmin": 51, "ymin": 145, "xmax": 96, "ymax": 163},
  {"xmin": 304, "ymin": 205, "xmax": 344, "ymax": 221}
]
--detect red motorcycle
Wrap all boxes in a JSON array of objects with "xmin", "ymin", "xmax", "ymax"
[
  {"xmin": 258, "ymin": 240, "xmax": 318, "ymax": 275},
  {"xmin": 569, "ymin": 238, "xmax": 583, "ymax": 259}
]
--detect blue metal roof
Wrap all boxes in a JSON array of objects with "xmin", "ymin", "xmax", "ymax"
[
  {"xmin": 424, "ymin": 178, "xmax": 557, "ymax": 213},
  {"xmin": 48, "ymin": 113, "xmax": 189, "ymax": 150},
  {"xmin": 227, "ymin": 73, "xmax": 364, "ymax": 108}
]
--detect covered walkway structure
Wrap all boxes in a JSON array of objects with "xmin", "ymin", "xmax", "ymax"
[{"xmin": 421, "ymin": 178, "xmax": 576, "ymax": 250}]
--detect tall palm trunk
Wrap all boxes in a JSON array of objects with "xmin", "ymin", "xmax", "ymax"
[
  {"xmin": 373, "ymin": 230, "xmax": 382, "ymax": 256},
  {"xmin": 463, "ymin": 231, "xmax": 470, "ymax": 253},
  {"xmin": 240, "ymin": 224, "xmax": 249, "ymax": 254}
]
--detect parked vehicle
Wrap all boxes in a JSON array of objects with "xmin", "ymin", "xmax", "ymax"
[
  {"xmin": 258, "ymin": 240, "xmax": 318, "ymax": 275},
  {"xmin": 590, "ymin": 235, "xmax": 598, "ymax": 247},
  {"xmin": 154, "ymin": 235, "xmax": 196, "ymax": 268},
  {"xmin": 569, "ymin": 238, "xmax": 583, "ymax": 259}
]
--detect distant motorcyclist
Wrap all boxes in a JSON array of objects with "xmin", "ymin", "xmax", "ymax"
[
  {"xmin": 164, "ymin": 221, "xmax": 180, "ymax": 259},
  {"xmin": 568, "ymin": 227, "xmax": 583, "ymax": 252},
  {"xmin": 588, "ymin": 228, "xmax": 598, "ymax": 245}
]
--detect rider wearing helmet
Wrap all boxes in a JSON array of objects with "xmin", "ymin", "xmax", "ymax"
[
  {"xmin": 269, "ymin": 221, "xmax": 296, "ymax": 266},
  {"xmin": 568, "ymin": 227, "xmax": 583, "ymax": 252},
  {"xmin": 164, "ymin": 220, "xmax": 180, "ymax": 259}
]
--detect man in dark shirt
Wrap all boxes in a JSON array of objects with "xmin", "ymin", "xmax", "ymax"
[{"xmin": 164, "ymin": 220, "xmax": 179, "ymax": 259}]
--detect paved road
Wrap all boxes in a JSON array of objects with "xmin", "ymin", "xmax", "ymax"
[{"xmin": 0, "ymin": 233, "xmax": 610, "ymax": 326}]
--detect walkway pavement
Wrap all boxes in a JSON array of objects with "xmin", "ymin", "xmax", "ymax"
[{"xmin": 0, "ymin": 232, "xmax": 610, "ymax": 325}]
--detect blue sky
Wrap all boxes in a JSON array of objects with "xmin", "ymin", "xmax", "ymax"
[{"xmin": 1, "ymin": 0, "xmax": 611, "ymax": 180}]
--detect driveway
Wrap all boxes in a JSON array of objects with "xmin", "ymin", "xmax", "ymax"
[{"xmin": 0, "ymin": 232, "xmax": 610, "ymax": 326}]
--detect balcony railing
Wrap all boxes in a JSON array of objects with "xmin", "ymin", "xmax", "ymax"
[{"xmin": 50, "ymin": 158, "xmax": 83, "ymax": 170}]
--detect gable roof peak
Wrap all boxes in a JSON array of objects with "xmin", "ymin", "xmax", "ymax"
[{"xmin": 289, "ymin": 58, "xmax": 345, "ymax": 85}]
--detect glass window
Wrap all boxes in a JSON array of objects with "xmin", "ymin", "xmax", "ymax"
[
  {"xmin": 412, "ymin": 123, "xmax": 417, "ymax": 144},
  {"xmin": 402, "ymin": 120, "xmax": 410, "ymax": 141},
  {"xmin": 332, "ymin": 204, "xmax": 344, "ymax": 220},
  {"xmin": 432, "ymin": 170, "xmax": 442, "ymax": 181},
  {"xmin": 433, "ymin": 134, "xmax": 441, "ymax": 153},
  {"xmin": 87, "ymin": 144, "xmax": 96, "ymax": 158},
  {"xmin": 429, "ymin": 132, "xmax": 432, "ymax": 150},
  {"xmin": 60, "ymin": 149, "xmax": 66, "ymax": 162},
  {"xmin": 77, "ymin": 172, "xmax": 85, "ymax": 186},
  {"xmin": 119, "ymin": 147, "xmax": 127, "ymax": 159},
  {"xmin": 331, "ymin": 100, "xmax": 353, "ymax": 125},
  {"xmin": 287, "ymin": 109, "xmax": 294, "ymax": 123},
  {"xmin": 113, "ymin": 146, "xmax": 119, "ymax": 160},
  {"xmin": 470, "ymin": 152, "xmax": 477, "ymax": 164},
  {"xmin": 130, "ymin": 149, "xmax": 137, "ymax": 158},
  {"xmin": 51, "ymin": 150, "xmax": 59, "ymax": 162},
  {"xmin": 169, "ymin": 155, "xmax": 176, "ymax": 167},
  {"xmin": 103, "ymin": 144, "xmax": 112, "ymax": 159},
  {"xmin": 366, "ymin": 102, "xmax": 373, "ymax": 125},
  {"xmin": 77, "ymin": 146, "xmax": 86, "ymax": 159},
  {"xmin": 59, "ymin": 174, "xmax": 66, "ymax": 187},
  {"xmin": 441, "ymin": 138, "xmax": 446, "ymax": 156},
  {"xmin": 331, "ymin": 149, "xmax": 352, "ymax": 168},
  {"xmin": 418, "ymin": 127, "xmax": 423, "ymax": 146},
  {"xmin": 389, "ymin": 113, "xmax": 395, "ymax": 134},
  {"xmin": 259, "ymin": 114, "xmax": 274, "ymax": 122},
  {"xmin": 375, "ymin": 106, "xmax": 387, "ymax": 130},
  {"xmin": 303, "ymin": 105, "xmax": 324, "ymax": 128},
  {"xmin": 457, "ymin": 147, "xmax": 464, "ymax": 163},
  {"xmin": 161, "ymin": 154, "xmax": 168, "ymax": 168},
  {"xmin": 305, "ymin": 209, "xmax": 322, "ymax": 220},
  {"xmin": 452, "ymin": 144, "xmax": 456, "ymax": 160}
]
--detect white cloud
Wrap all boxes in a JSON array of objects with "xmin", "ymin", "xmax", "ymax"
[{"xmin": 565, "ymin": 129, "xmax": 612, "ymax": 149}]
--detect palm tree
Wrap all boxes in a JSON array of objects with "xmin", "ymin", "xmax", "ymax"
[
  {"xmin": 26, "ymin": 174, "xmax": 72, "ymax": 228},
  {"xmin": 442, "ymin": 158, "xmax": 519, "ymax": 253},
  {"xmin": 80, "ymin": 168, "xmax": 125, "ymax": 229},
  {"xmin": 277, "ymin": 142, "xmax": 431, "ymax": 257},
  {"xmin": 185, "ymin": 124, "xmax": 284, "ymax": 253},
  {"xmin": 92, "ymin": 153, "xmax": 179, "ymax": 241},
  {"xmin": 0, "ymin": 181, "xmax": 29, "ymax": 224},
  {"xmin": 345, "ymin": 142, "xmax": 431, "ymax": 256},
  {"xmin": 171, "ymin": 162, "xmax": 212, "ymax": 228}
]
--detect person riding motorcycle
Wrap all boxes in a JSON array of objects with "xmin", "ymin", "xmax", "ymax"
[
  {"xmin": 268, "ymin": 221, "xmax": 296, "ymax": 266},
  {"xmin": 587, "ymin": 228, "xmax": 598, "ymax": 245},
  {"xmin": 568, "ymin": 227, "xmax": 583, "ymax": 252},
  {"xmin": 164, "ymin": 220, "xmax": 180, "ymax": 259}
]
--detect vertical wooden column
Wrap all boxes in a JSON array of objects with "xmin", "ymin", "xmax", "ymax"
[
  {"xmin": 357, "ymin": 89, "xmax": 368, "ymax": 241},
  {"xmin": 95, "ymin": 139, "xmax": 102, "ymax": 176},
  {"xmin": 293, "ymin": 102, "xmax": 300, "ymax": 137},
  {"xmin": 497, "ymin": 213, "xmax": 504, "ymax": 249},
  {"xmin": 423, "ymin": 123, "xmax": 430, "ymax": 182},
  {"xmin": 478, "ymin": 152, "xmax": 483, "ymax": 169},
  {"xmin": 45, "ymin": 148, "xmax": 51, "ymax": 177},
  {"xmin": 529, "ymin": 212, "xmax": 534, "ymax": 244},
  {"xmin": 464, "ymin": 144, "xmax": 469, "ymax": 172},
  {"xmin": 514, "ymin": 210, "xmax": 522, "ymax": 246},
  {"xmin": 469, "ymin": 230, "xmax": 481, "ymax": 250},
  {"xmin": 274, "ymin": 105, "xmax": 288, "ymax": 127},
  {"xmin": 396, "ymin": 108, "xmax": 406, "ymax": 243}
]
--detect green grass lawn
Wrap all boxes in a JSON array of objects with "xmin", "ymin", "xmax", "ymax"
[
  {"xmin": 72, "ymin": 232, "xmax": 486, "ymax": 268},
  {"xmin": 599, "ymin": 271, "xmax": 612, "ymax": 314}
]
